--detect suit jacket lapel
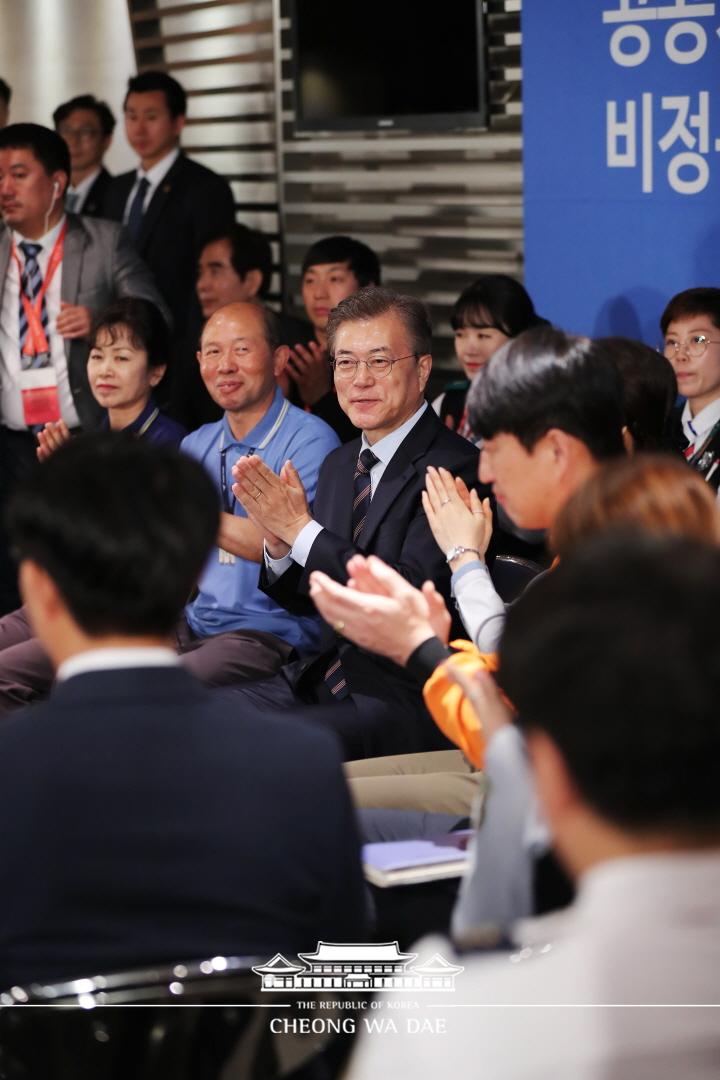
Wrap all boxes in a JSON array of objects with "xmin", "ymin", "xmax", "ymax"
[
  {"xmin": 318, "ymin": 439, "xmax": 360, "ymax": 537},
  {"xmin": 60, "ymin": 217, "xmax": 85, "ymax": 304},
  {"xmin": 60, "ymin": 216, "xmax": 85, "ymax": 360},
  {"xmin": 137, "ymin": 155, "xmax": 185, "ymax": 248},
  {"xmin": 359, "ymin": 406, "xmax": 438, "ymax": 549},
  {"xmin": 0, "ymin": 229, "xmax": 11, "ymax": 295}
]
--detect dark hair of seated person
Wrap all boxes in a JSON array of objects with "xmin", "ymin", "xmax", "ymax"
[
  {"xmin": 597, "ymin": 336, "xmax": 677, "ymax": 451},
  {"xmin": 451, "ymin": 274, "xmax": 546, "ymax": 338},
  {"xmin": 0, "ymin": 122, "xmax": 70, "ymax": 177},
  {"xmin": 7, "ymin": 433, "xmax": 218, "ymax": 638},
  {"xmin": 203, "ymin": 224, "xmax": 274, "ymax": 300},
  {"xmin": 660, "ymin": 285, "xmax": 720, "ymax": 334},
  {"xmin": 301, "ymin": 234, "xmax": 381, "ymax": 288},
  {"xmin": 92, "ymin": 296, "xmax": 170, "ymax": 372},
  {"xmin": 498, "ymin": 532, "xmax": 720, "ymax": 836},
  {"xmin": 467, "ymin": 325, "xmax": 626, "ymax": 462}
]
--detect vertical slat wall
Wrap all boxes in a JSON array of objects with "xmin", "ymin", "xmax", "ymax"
[
  {"xmin": 274, "ymin": 0, "xmax": 523, "ymax": 371},
  {"xmin": 125, "ymin": 0, "xmax": 524, "ymax": 361},
  {"xmin": 126, "ymin": 0, "xmax": 282, "ymax": 299}
]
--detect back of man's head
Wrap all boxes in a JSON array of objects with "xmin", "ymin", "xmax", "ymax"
[
  {"xmin": 0, "ymin": 122, "xmax": 70, "ymax": 179},
  {"xmin": 498, "ymin": 532, "xmax": 720, "ymax": 839},
  {"xmin": 302, "ymin": 235, "xmax": 381, "ymax": 287},
  {"xmin": 468, "ymin": 326, "xmax": 625, "ymax": 462},
  {"xmin": 7, "ymin": 434, "xmax": 218, "ymax": 638}
]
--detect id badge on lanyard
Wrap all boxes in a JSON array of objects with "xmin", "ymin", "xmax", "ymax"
[
  {"xmin": 19, "ymin": 367, "xmax": 61, "ymax": 426},
  {"xmin": 13, "ymin": 224, "xmax": 66, "ymax": 426}
]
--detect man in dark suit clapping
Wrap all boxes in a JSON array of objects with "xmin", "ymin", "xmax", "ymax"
[
  {"xmin": 0, "ymin": 433, "xmax": 366, "ymax": 990},
  {"xmin": 231, "ymin": 287, "xmax": 484, "ymax": 759}
]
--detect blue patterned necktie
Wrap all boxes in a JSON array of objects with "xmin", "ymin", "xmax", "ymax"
[
  {"xmin": 324, "ymin": 447, "xmax": 380, "ymax": 699},
  {"xmin": 126, "ymin": 176, "xmax": 150, "ymax": 242},
  {"xmin": 18, "ymin": 241, "xmax": 49, "ymax": 369}
]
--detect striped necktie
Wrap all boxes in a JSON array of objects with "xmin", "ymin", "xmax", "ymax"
[
  {"xmin": 324, "ymin": 448, "xmax": 380, "ymax": 699},
  {"xmin": 18, "ymin": 241, "xmax": 49, "ymax": 369},
  {"xmin": 351, "ymin": 448, "xmax": 379, "ymax": 542}
]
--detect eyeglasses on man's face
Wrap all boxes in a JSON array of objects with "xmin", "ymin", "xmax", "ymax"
[
  {"xmin": 663, "ymin": 333, "xmax": 720, "ymax": 360},
  {"xmin": 330, "ymin": 353, "xmax": 418, "ymax": 379}
]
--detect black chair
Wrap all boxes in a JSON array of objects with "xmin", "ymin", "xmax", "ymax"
[
  {"xmin": 488, "ymin": 554, "xmax": 544, "ymax": 604},
  {"xmin": 0, "ymin": 957, "xmax": 366, "ymax": 1080}
]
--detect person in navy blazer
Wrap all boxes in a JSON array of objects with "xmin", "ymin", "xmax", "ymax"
[
  {"xmin": 231, "ymin": 288, "xmax": 485, "ymax": 759},
  {"xmin": 0, "ymin": 434, "xmax": 367, "ymax": 990},
  {"xmin": 101, "ymin": 72, "xmax": 236, "ymax": 341}
]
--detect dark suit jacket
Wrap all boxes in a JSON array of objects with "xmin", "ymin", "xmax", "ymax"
[
  {"xmin": 102, "ymin": 154, "xmax": 236, "ymax": 338},
  {"xmin": 80, "ymin": 166, "xmax": 113, "ymax": 218},
  {"xmin": 0, "ymin": 213, "xmax": 169, "ymax": 430},
  {"xmin": 0, "ymin": 665, "xmax": 367, "ymax": 989},
  {"xmin": 261, "ymin": 406, "xmax": 483, "ymax": 750}
]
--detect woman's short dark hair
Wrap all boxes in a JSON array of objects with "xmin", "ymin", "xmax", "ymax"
[
  {"xmin": 451, "ymin": 274, "xmax": 545, "ymax": 338},
  {"xmin": 660, "ymin": 287, "xmax": 720, "ymax": 334},
  {"xmin": 91, "ymin": 298, "xmax": 170, "ymax": 371},
  {"xmin": 7, "ymin": 434, "xmax": 219, "ymax": 637},
  {"xmin": 467, "ymin": 326, "xmax": 625, "ymax": 461}
]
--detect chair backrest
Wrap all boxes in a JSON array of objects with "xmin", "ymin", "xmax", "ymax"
[
  {"xmin": 489, "ymin": 554, "xmax": 544, "ymax": 604},
  {"xmin": 1, "ymin": 957, "xmax": 368, "ymax": 1079}
]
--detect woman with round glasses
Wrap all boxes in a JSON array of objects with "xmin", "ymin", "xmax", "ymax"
[{"xmin": 662, "ymin": 286, "xmax": 720, "ymax": 491}]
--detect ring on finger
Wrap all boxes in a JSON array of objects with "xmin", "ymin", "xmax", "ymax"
[{"xmin": 440, "ymin": 498, "xmax": 451, "ymax": 506}]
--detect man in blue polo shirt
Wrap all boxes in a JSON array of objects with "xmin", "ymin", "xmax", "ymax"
[{"xmin": 177, "ymin": 301, "xmax": 340, "ymax": 686}]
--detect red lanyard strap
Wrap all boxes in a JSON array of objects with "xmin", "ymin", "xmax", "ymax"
[{"xmin": 12, "ymin": 221, "xmax": 67, "ymax": 357}]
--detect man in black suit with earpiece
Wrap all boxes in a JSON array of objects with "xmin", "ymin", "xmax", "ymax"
[{"xmin": 102, "ymin": 71, "xmax": 236, "ymax": 343}]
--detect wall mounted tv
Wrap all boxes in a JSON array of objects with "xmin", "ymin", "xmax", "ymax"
[{"xmin": 289, "ymin": 1, "xmax": 488, "ymax": 135}]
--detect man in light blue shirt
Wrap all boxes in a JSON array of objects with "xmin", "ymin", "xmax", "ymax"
[{"xmin": 178, "ymin": 300, "xmax": 339, "ymax": 686}]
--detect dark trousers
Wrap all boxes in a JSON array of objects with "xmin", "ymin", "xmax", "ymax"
[{"xmin": 0, "ymin": 429, "xmax": 40, "ymax": 615}]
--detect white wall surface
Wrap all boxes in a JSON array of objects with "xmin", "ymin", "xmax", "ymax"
[{"xmin": 0, "ymin": 0, "xmax": 137, "ymax": 173}]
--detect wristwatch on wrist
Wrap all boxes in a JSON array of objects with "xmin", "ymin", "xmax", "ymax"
[{"xmin": 445, "ymin": 545, "xmax": 482, "ymax": 565}]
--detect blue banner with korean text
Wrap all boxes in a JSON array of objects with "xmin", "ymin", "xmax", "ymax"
[{"xmin": 522, "ymin": 0, "xmax": 719, "ymax": 344}]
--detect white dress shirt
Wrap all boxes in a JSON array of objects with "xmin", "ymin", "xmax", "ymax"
[
  {"xmin": 0, "ymin": 215, "xmax": 80, "ymax": 430},
  {"xmin": 349, "ymin": 851, "xmax": 720, "ymax": 1080},
  {"xmin": 122, "ymin": 147, "xmax": 180, "ymax": 223},
  {"xmin": 265, "ymin": 401, "xmax": 429, "ymax": 576},
  {"xmin": 681, "ymin": 396, "xmax": 720, "ymax": 448},
  {"xmin": 66, "ymin": 167, "xmax": 102, "ymax": 213},
  {"xmin": 57, "ymin": 646, "xmax": 179, "ymax": 682}
]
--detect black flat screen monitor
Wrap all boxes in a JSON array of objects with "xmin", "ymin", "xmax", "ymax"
[{"xmin": 289, "ymin": 1, "xmax": 487, "ymax": 134}]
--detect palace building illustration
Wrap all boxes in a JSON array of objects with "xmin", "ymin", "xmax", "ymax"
[{"xmin": 253, "ymin": 941, "xmax": 464, "ymax": 992}]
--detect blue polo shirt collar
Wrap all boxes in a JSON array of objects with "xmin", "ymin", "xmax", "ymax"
[{"xmin": 221, "ymin": 386, "xmax": 286, "ymax": 451}]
